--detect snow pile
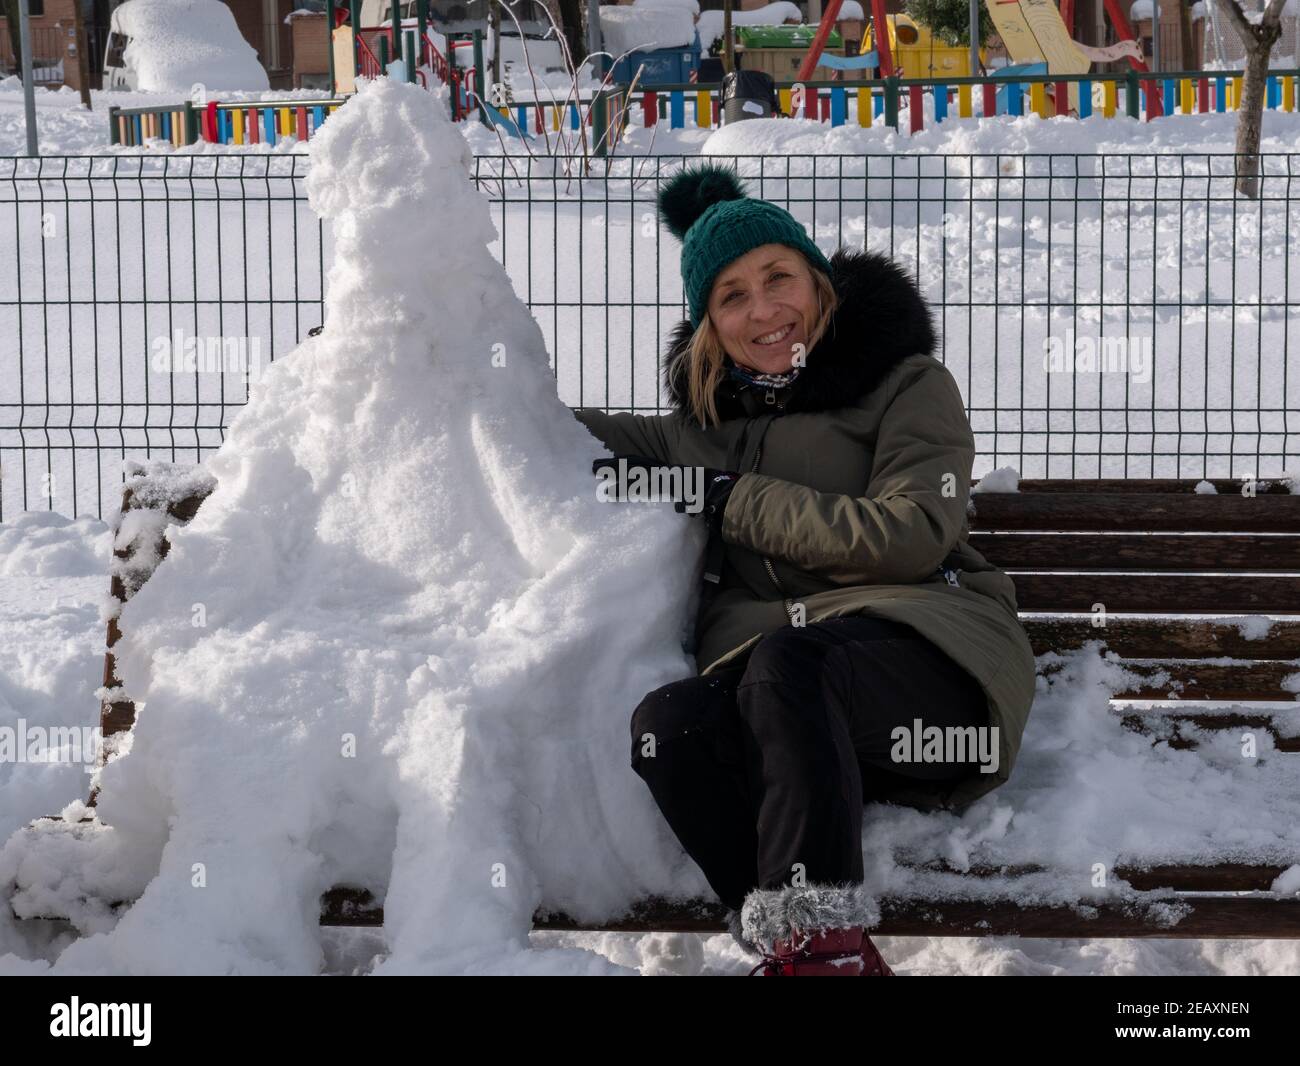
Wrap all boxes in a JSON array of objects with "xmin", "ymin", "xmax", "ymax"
[
  {"xmin": 114, "ymin": 0, "xmax": 270, "ymax": 92},
  {"xmin": 632, "ymin": 0, "xmax": 700, "ymax": 14},
  {"xmin": 696, "ymin": 4, "xmax": 802, "ymax": 51},
  {"xmin": 860, "ymin": 644, "xmax": 1300, "ymax": 915},
  {"xmin": 600, "ymin": 5, "xmax": 698, "ymax": 56},
  {"xmin": 971, "ymin": 467, "xmax": 1020, "ymax": 494},
  {"xmin": 0, "ymin": 513, "xmax": 109, "ymax": 578},
  {"xmin": 0, "ymin": 513, "xmax": 110, "ymax": 853},
  {"xmin": 0, "ymin": 76, "xmax": 704, "ymax": 975}
]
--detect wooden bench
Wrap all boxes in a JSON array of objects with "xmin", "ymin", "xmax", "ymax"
[{"xmin": 18, "ymin": 470, "xmax": 1300, "ymax": 940}]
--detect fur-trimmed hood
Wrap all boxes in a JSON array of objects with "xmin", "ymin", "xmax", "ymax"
[{"xmin": 663, "ymin": 247, "xmax": 937, "ymax": 420}]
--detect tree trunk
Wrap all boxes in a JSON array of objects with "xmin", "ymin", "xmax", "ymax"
[
  {"xmin": 723, "ymin": 0, "xmax": 733, "ymax": 74},
  {"xmin": 72, "ymin": 0, "xmax": 93, "ymax": 107},
  {"xmin": 1217, "ymin": 0, "xmax": 1286, "ymax": 198},
  {"xmin": 555, "ymin": 0, "xmax": 587, "ymax": 68}
]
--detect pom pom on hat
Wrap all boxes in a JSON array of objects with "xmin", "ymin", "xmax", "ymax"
[
  {"xmin": 655, "ymin": 163, "xmax": 835, "ymax": 328},
  {"xmin": 657, "ymin": 162, "xmax": 748, "ymax": 242}
]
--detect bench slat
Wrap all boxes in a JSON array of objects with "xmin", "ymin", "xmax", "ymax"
[
  {"xmin": 1013, "ymin": 478, "xmax": 1293, "ymax": 495},
  {"xmin": 1023, "ymin": 617, "xmax": 1300, "ymax": 659},
  {"xmin": 1039, "ymin": 659, "xmax": 1300, "ymax": 702},
  {"xmin": 971, "ymin": 493, "xmax": 1300, "ymax": 532},
  {"xmin": 1009, "ymin": 574, "xmax": 1300, "ymax": 612},
  {"xmin": 318, "ymin": 869, "xmax": 1300, "ymax": 937},
  {"xmin": 971, "ymin": 532, "xmax": 1300, "ymax": 571},
  {"xmin": 872, "ymin": 898, "xmax": 1300, "ymax": 939}
]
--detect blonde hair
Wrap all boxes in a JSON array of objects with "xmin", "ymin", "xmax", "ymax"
[{"xmin": 684, "ymin": 256, "xmax": 838, "ymax": 429}]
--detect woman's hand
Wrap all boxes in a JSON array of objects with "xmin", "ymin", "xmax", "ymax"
[{"xmin": 592, "ymin": 456, "xmax": 740, "ymax": 528}]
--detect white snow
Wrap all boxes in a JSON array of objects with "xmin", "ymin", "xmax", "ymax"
[
  {"xmin": 0, "ymin": 514, "xmax": 109, "ymax": 851},
  {"xmin": 113, "ymin": 0, "xmax": 270, "ymax": 93},
  {"xmin": 1194, "ymin": 478, "xmax": 1218, "ymax": 493},
  {"xmin": 600, "ymin": 5, "xmax": 698, "ymax": 56},
  {"xmin": 1130, "ymin": 0, "xmax": 1154, "ymax": 20},
  {"xmin": 972, "ymin": 467, "xmax": 1021, "ymax": 494},
  {"xmin": 1233, "ymin": 615, "xmax": 1276, "ymax": 640},
  {"xmin": 696, "ymin": 4, "xmax": 803, "ymax": 51},
  {"xmin": 0, "ymin": 76, "xmax": 707, "ymax": 975},
  {"xmin": 629, "ymin": 0, "xmax": 700, "ymax": 15}
]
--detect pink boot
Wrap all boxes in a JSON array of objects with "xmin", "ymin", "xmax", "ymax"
[{"xmin": 739, "ymin": 882, "xmax": 895, "ymax": 976}]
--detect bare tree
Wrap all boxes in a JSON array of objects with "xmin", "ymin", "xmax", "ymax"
[
  {"xmin": 71, "ymin": 0, "xmax": 92, "ymax": 108},
  {"xmin": 1216, "ymin": 0, "xmax": 1288, "ymax": 197},
  {"xmin": 555, "ymin": 0, "xmax": 587, "ymax": 66},
  {"xmin": 723, "ymin": 0, "xmax": 734, "ymax": 74}
]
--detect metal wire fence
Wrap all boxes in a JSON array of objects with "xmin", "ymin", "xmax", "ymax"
[{"xmin": 2, "ymin": 151, "xmax": 1298, "ymax": 519}]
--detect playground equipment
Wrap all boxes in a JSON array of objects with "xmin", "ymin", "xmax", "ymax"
[
  {"xmin": 861, "ymin": 13, "xmax": 986, "ymax": 78},
  {"xmin": 987, "ymin": 0, "xmax": 1145, "ymax": 114}
]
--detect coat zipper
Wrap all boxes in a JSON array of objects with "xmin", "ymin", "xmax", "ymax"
[{"xmin": 749, "ymin": 408, "xmax": 798, "ymax": 624}]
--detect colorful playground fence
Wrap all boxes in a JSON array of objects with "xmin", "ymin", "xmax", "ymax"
[
  {"xmin": 107, "ymin": 67, "xmax": 1300, "ymax": 150},
  {"xmin": 108, "ymin": 100, "xmax": 347, "ymax": 149},
  {"xmin": 504, "ymin": 68, "xmax": 1300, "ymax": 140}
]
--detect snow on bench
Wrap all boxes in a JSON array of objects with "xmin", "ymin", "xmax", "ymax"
[{"xmin": 13, "ymin": 464, "xmax": 1300, "ymax": 942}]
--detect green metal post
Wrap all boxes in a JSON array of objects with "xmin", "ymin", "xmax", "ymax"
[
  {"xmin": 378, "ymin": 34, "xmax": 389, "ymax": 75},
  {"xmin": 349, "ymin": 0, "xmax": 361, "ymax": 80},
  {"xmin": 108, "ymin": 105, "xmax": 120, "ymax": 146},
  {"xmin": 472, "ymin": 28, "xmax": 486, "ymax": 124},
  {"xmin": 327, "ymin": 1, "xmax": 337, "ymax": 94},
  {"xmin": 593, "ymin": 89, "xmax": 608, "ymax": 157},
  {"xmin": 405, "ymin": 30, "xmax": 416, "ymax": 83},
  {"xmin": 416, "ymin": 0, "xmax": 426, "ymax": 66},
  {"xmin": 883, "ymin": 75, "xmax": 900, "ymax": 130},
  {"xmin": 1125, "ymin": 69, "xmax": 1139, "ymax": 119},
  {"xmin": 183, "ymin": 100, "xmax": 197, "ymax": 144}
]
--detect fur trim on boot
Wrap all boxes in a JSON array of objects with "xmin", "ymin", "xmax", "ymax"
[{"xmin": 739, "ymin": 881, "xmax": 879, "ymax": 952}]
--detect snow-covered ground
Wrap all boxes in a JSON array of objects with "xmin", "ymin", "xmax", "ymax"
[{"xmin": 0, "ymin": 79, "xmax": 334, "ymax": 157}]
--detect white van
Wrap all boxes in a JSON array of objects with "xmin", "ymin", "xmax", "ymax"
[{"xmin": 103, "ymin": 0, "xmax": 270, "ymax": 93}]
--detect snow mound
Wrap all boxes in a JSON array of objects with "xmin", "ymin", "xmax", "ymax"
[
  {"xmin": 0, "ymin": 77, "xmax": 703, "ymax": 975},
  {"xmin": 600, "ymin": 5, "xmax": 698, "ymax": 56},
  {"xmin": 696, "ymin": 4, "xmax": 803, "ymax": 51},
  {"xmin": 0, "ymin": 513, "xmax": 109, "ymax": 578},
  {"xmin": 114, "ymin": 0, "xmax": 270, "ymax": 92},
  {"xmin": 971, "ymin": 467, "xmax": 1020, "ymax": 494}
]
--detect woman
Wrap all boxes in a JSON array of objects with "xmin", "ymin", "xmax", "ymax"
[{"xmin": 575, "ymin": 164, "xmax": 1037, "ymax": 977}]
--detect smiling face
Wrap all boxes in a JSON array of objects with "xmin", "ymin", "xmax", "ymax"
[{"xmin": 706, "ymin": 243, "xmax": 820, "ymax": 376}]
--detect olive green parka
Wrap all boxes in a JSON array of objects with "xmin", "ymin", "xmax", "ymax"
[{"xmin": 575, "ymin": 248, "xmax": 1037, "ymax": 813}]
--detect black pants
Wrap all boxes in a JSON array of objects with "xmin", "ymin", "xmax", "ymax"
[{"xmin": 629, "ymin": 615, "xmax": 990, "ymax": 912}]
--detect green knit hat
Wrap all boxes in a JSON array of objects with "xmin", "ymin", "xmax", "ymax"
[{"xmin": 657, "ymin": 163, "xmax": 834, "ymax": 328}]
